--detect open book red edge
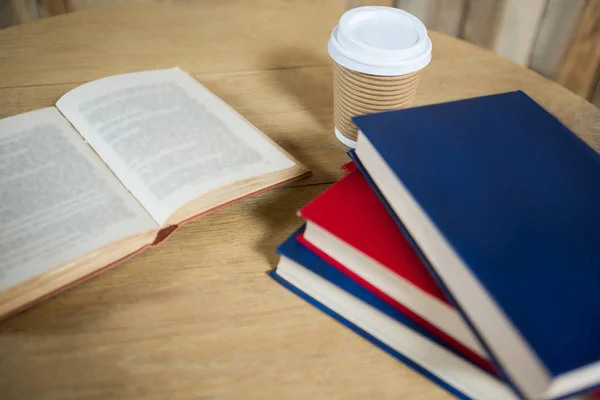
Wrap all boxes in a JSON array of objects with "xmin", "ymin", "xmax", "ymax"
[{"xmin": 4, "ymin": 171, "xmax": 310, "ymax": 321}]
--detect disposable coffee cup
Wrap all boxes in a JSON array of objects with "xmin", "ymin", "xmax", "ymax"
[{"xmin": 328, "ymin": 6, "xmax": 432, "ymax": 147}]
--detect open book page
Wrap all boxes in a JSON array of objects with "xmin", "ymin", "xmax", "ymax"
[
  {"xmin": 56, "ymin": 68, "xmax": 298, "ymax": 226},
  {"xmin": 0, "ymin": 108, "xmax": 157, "ymax": 293}
]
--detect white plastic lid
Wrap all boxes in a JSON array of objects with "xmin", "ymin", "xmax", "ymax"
[{"xmin": 328, "ymin": 6, "xmax": 432, "ymax": 76}]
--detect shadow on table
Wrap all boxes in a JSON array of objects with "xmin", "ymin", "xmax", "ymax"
[
  {"xmin": 251, "ymin": 183, "xmax": 328, "ymax": 271},
  {"xmin": 259, "ymin": 46, "xmax": 343, "ymax": 184},
  {"xmin": 265, "ymin": 47, "xmax": 333, "ymax": 132},
  {"xmin": 249, "ymin": 48, "xmax": 340, "ymax": 269}
]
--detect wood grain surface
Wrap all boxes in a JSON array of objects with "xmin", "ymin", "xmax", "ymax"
[{"xmin": 1, "ymin": 1, "xmax": 600, "ymax": 399}]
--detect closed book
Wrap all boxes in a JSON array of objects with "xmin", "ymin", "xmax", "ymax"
[
  {"xmin": 298, "ymin": 165, "xmax": 492, "ymax": 373},
  {"xmin": 353, "ymin": 91, "xmax": 600, "ymax": 400},
  {"xmin": 273, "ymin": 227, "xmax": 515, "ymax": 400}
]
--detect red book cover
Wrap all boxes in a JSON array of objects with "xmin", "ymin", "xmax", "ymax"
[
  {"xmin": 300, "ymin": 164, "xmax": 447, "ymax": 302},
  {"xmin": 299, "ymin": 164, "xmax": 495, "ymax": 374}
]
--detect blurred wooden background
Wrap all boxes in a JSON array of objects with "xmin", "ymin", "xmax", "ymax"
[{"xmin": 1, "ymin": 0, "xmax": 599, "ymax": 107}]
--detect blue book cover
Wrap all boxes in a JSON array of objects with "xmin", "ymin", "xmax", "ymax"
[
  {"xmin": 272, "ymin": 227, "xmax": 515, "ymax": 400},
  {"xmin": 348, "ymin": 150, "xmax": 522, "ymax": 397},
  {"xmin": 351, "ymin": 91, "xmax": 600, "ymax": 400}
]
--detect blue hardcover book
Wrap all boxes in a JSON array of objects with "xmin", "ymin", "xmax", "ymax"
[
  {"xmin": 351, "ymin": 91, "xmax": 600, "ymax": 400},
  {"xmin": 273, "ymin": 226, "xmax": 516, "ymax": 400}
]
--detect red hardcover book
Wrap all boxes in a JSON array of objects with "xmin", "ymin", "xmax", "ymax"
[{"xmin": 299, "ymin": 164, "xmax": 494, "ymax": 374}]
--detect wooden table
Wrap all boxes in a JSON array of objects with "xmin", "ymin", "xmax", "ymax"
[{"xmin": 1, "ymin": 1, "xmax": 599, "ymax": 399}]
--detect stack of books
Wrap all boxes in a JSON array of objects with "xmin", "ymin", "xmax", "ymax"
[{"xmin": 271, "ymin": 91, "xmax": 600, "ymax": 400}]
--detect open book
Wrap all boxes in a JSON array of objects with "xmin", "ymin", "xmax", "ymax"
[{"xmin": 0, "ymin": 68, "xmax": 309, "ymax": 319}]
